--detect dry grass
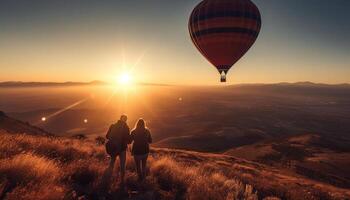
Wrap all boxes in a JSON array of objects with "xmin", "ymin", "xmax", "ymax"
[
  {"xmin": 151, "ymin": 157, "xmax": 258, "ymax": 200},
  {"xmin": 0, "ymin": 132, "xmax": 348, "ymax": 200},
  {"xmin": 0, "ymin": 152, "xmax": 67, "ymax": 200},
  {"xmin": 0, "ymin": 132, "xmax": 258, "ymax": 200},
  {"xmin": 5, "ymin": 184, "xmax": 66, "ymax": 200},
  {"xmin": 0, "ymin": 132, "xmax": 105, "ymax": 200},
  {"xmin": 0, "ymin": 153, "xmax": 60, "ymax": 184}
]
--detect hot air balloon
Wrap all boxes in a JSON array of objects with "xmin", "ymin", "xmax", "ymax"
[{"xmin": 189, "ymin": 0, "xmax": 261, "ymax": 82}]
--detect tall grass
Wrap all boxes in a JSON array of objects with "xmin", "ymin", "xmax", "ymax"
[
  {"xmin": 0, "ymin": 132, "xmax": 259, "ymax": 200},
  {"xmin": 150, "ymin": 157, "xmax": 258, "ymax": 200},
  {"xmin": 0, "ymin": 153, "xmax": 60, "ymax": 184},
  {"xmin": 0, "ymin": 152, "xmax": 65, "ymax": 200},
  {"xmin": 0, "ymin": 132, "xmax": 346, "ymax": 200}
]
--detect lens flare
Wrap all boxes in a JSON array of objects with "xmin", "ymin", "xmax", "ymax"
[{"xmin": 35, "ymin": 97, "xmax": 90, "ymax": 125}]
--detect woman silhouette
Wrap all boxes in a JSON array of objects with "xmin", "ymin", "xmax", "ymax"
[{"xmin": 130, "ymin": 118, "xmax": 152, "ymax": 181}]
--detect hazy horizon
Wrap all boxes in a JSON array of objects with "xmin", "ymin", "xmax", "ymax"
[{"xmin": 1, "ymin": 80, "xmax": 350, "ymax": 86}]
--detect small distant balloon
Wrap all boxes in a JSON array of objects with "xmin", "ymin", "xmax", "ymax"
[
  {"xmin": 84, "ymin": 119, "xmax": 88, "ymax": 124},
  {"xmin": 41, "ymin": 117, "xmax": 46, "ymax": 122}
]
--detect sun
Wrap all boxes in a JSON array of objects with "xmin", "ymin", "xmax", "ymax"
[{"xmin": 117, "ymin": 71, "xmax": 133, "ymax": 86}]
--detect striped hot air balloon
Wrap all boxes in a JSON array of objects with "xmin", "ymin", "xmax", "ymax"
[{"xmin": 189, "ymin": 0, "xmax": 261, "ymax": 82}]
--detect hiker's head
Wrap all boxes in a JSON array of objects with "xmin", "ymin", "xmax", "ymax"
[
  {"xmin": 135, "ymin": 118, "xmax": 146, "ymax": 129},
  {"xmin": 120, "ymin": 114, "xmax": 128, "ymax": 122}
]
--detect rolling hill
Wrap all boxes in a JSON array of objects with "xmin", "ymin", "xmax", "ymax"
[
  {"xmin": 0, "ymin": 114, "xmax": 349, "ymax": 199},
  {"xmin": 225, "ymin": 133, "xmax": 350, "ymax": 188}
]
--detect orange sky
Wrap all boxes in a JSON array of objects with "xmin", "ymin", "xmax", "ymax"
[{"xmin": 0, "ymin": 0, "xmax": 349, "ymax": 85}]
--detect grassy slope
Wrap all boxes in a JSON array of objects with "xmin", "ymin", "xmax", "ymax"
[
  {"xmin": 0, "ymin": 111, "xmax": 49, "ymax": 136},
  {"xmin": 225, "ymin": 133, "xmax": 350, "ymax": 188},
  {"xmin": 0, "ymin": 131, "xmax": 349, "ymax": 200}
]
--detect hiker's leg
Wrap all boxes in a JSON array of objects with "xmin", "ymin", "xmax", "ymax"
[
  {"xmin": 109, "ymin": 155, "xmax": 116, "ymax": 169},
  {"xmin": 134, "ymin": 156, "xmax": 142, "ymax": 180},
  {"xmin": 141, "ymin": 154, "xmax": 148, "ymax": 179},
  {"xmin": 119, "ymin": 151, "xmax": 126, "ymax": 184}
]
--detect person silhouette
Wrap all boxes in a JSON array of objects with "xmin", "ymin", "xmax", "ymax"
[
  {"xmin": 130, "ymin": 118, "xmax": 152, "ymax": 181},
  {"xmin": 105, "ymin": 114, "xmax": 131, "ymax": 187}
]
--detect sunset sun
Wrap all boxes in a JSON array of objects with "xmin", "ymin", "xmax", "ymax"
[{"xmin": 117, "ymin": 71, "xmax": 133, "ymax": 86}]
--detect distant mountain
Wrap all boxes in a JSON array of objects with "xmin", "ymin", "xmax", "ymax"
[
  {"xmin": 0, "ymin": 80, "xmax": 174, "ymax": 88},
  {"xmin": 229, "ymin": 82, "xmax": 350, "ymax": 88},
  {"xmin": 0, "ymin": 80, "xmax": 106, "ymax": 87},
  {"xmin": 278, "ymin": 82, "xmax": 350, "ymax": 88},
  {"xmin": 0, "ymin": 111, "xmax": 50, "ymax": 135}
]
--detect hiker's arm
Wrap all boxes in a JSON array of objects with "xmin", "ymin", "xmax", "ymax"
[
  {"xmin": 106, "ymin": 125, "xmax": 112, "ymax": 139},
  {"xmin": 148, "ymin": 130, "xmax": 152, "ymax": 143},
  {"xmin": 126, "ymin": 127, "xmax": 132, "ymax": 144}
]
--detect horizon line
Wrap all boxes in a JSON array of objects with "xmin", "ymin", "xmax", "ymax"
[{"xmin": 0, "ymin": 80, "xmax": 349, "ymax": 87}]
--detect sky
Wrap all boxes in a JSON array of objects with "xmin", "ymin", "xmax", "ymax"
[{"xmin": 0, "ymin": 0, "xmax": 349, "ymax": 85}]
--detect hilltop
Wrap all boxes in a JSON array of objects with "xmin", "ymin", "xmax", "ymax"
[{"xmin": 0, "ymin": 115, "xmax": 349, "ymax": 200}]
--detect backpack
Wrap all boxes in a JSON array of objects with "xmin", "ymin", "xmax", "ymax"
[{"xmin": 105, "ymin": 124, "xmax": 124, "ymax": 156}]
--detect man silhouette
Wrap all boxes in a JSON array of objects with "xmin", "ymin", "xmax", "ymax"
[{"xmin": 105, "ymin": 114, "xmax": 131, "ymax": 186}]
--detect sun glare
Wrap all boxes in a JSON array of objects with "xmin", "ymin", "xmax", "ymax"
[{"xmin": 118, "ymin": 72, "xmax": 133, "ymax": 85}]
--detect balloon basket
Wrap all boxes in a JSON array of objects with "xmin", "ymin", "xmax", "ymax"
[
  {"xmin": 220, "ymin": 71, "xmax": 227, "ymax": 83},
  {"xmin": 220, "ymin": 77, "xmax": 226, "ymax": 82}
]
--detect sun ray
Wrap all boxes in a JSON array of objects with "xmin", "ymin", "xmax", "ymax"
[
  {"xmin": 36, "ymin": 97, "xmax": 90, "ymax": 125},
  {"xmin": 129, "ymin": 50, "xmax": 148, "ymax": 73},
  {"xmin": 102, "ymin": 89, "xmax": 118, "ymax": 108}
]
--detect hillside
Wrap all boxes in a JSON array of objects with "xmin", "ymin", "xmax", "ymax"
[
  {"xmin": 0, "ymin": 116, "xmax": 350, "ymax": 199},
  {"xmin": 154, "ymin": 131, "xmax": 265, "ymax": 152},
  {"xmin": 0, "ymin": 111, "xmax": 49, "ymax": 135},
  {"xmin": 225, "ymin": 133, "xmax": 350, "ymax": 188}
]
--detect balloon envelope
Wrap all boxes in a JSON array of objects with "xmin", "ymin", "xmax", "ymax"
[{"xmin": 189, "ymin": 0, "xmax": 261, "ymax": 82}]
